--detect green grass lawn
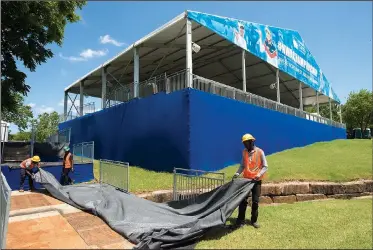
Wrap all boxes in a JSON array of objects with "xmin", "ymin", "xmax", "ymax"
[
  {"xmin": 196, "ymin": 198, "xmax": 373, "ymax": 249},
  {"xmin": 220, "ymin": 139, "xmax": 372, "ymax": 182},
  {"xmin": 92, "ymin": 139, "xmax": 372, "ymax": 193},
  {"xmin": 93, "ymin": 160, "xmax": 173, "ymax": 193}
]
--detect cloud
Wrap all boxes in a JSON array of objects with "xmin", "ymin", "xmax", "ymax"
[
  {"xmin": 27, "ymin": 103, "xmax": 36, "ymax": 108},
  {"xmin": 59, "ymin": 48, "xmax": 108, "ymax": 62},
  {"xmin": 37, "ymin": 105, "xmax": 54, "ymax": 114},
  {"xmin": 76, "ymin": 9, "xmax": 86, "ymax": 26},
  {"xmin": 59, "ymin": 53, "xmax": 86, "ymax": 62},
  {"xmin": 79, "ymin": 15, "xmax": 86, "ymax": 26},
  {"xmin": 99, "ymin": 35, "xmax": 125, "ymax": 47},
  {"xmin": 29, "ymin": 103, "xmax": 55, "ymax": 115},
  {"xmin": 80, "ymin": 49, "xmax": 108, "ymax": 59}
]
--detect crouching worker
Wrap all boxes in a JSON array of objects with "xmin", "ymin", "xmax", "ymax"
[
  {"xmin": 60, "ymin": 146, "xmax": 74, "ymax": 185},
  {"xmin": 232, "ymin": 133, "xmax": 268, "ymax": 229},
  {"xmin": 19, "ymin": 155, "xmax": 41, "ymax": 192}
]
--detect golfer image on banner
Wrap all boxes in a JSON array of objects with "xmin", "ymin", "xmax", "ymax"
[
  {"xmin": 234, "ymin": 22, "xmax": 247, "ymax": 50},
  {"xmin": 258, "ymin": 26, "xmax": 278, "ymax": 67}
]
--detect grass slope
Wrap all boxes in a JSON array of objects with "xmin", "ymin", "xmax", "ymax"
[
  {"xmin": 221, "ymin": 139, "xmax": 372, "ymax": 182},
  {"xmin": 196, "ymin": 198, "xmax": 373, "ymax": 249},
  {"xmin": 93, "ymin": 139, "xmax": 372, "ymax": 193}
]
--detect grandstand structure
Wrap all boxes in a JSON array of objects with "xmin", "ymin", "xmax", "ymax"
[
  {"xmin": 60, "ymin": 10, "xmax": 346, "ymax": 172},
  {"xmin": 62, "ymin": 10, "xmax": 343, "ymax": 126}
]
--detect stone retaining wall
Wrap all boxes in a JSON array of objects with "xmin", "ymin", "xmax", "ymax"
[{"xmin": 138, "ymin": 180, "xmax": 373, "ymax": 204}]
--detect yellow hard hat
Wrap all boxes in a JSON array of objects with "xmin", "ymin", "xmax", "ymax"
[
  {"xmin": 242, "ymin": 133, "xmax": 255, "ymax": 142},
  {"xmin": 31, "ymin": 155, "xmax": 41, "ymax": 163}
]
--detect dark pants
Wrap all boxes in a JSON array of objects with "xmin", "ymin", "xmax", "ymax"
[
  {"xmin": 237, "ymin": 180, "xmax": 262, "ymax": 224},
  {"xmin": 60, "ymin": 167, "xmax": 72, "ymax": 185},
  {"xmin": 20, "ymin": 168, "xmax": 34, "ymax": 190}
]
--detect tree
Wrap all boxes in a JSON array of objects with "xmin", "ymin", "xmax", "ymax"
[
  {"xmin": 35, "ymin": 111, "xmax": 60, "ymax": 142},
  {"xmin": 1, "ymin": 1, "xmax": 86, "ymax": 112},
  {"xmin": 343, "ymin": 89, "xmax": 373, "ymax": 131},
  {"xmin": 304, "ymin": 103, "xmax": 341, "ymax": 122},
  {"xmin": 1, "ymin": 93, "xmax": 34, "ymax": 131},
  {"xmin": 9, "ymin": 131, "xmax": 32, "ymax": 141}
]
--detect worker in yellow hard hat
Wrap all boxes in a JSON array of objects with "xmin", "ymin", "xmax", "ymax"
[
  {"xmin": 19, "ymin": 155, "xmax": 41, "ymax": 192},
  {"xmin": 232, "ymin": 133, "xmax": 268, "ymax": 229}
]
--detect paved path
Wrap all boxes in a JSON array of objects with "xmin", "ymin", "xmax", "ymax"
[{"xmin": 6, "ymin": 191, "xmax": 135, "ymax": 249}]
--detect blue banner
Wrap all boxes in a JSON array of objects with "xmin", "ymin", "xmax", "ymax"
[{"xmin": 187, "ymin": 11, "xmax": 341, "ymax": 103}]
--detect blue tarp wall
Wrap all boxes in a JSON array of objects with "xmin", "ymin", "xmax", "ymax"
[
  {"xmin": 59, "ymin": 88, "xmax": 346, "ymax": 172},
  {"xmin": 59, "ymin": 90, "xmax": 190, "ymax": 172},
  {"xmin": 188, "ymin": 89, "xmax": 345, "ymax": 171},
  {"xmin": 1, "ymin": 163, "xmax": 94, "ymax": 191}
]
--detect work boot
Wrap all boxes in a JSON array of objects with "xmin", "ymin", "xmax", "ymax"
[
  {"xmin": 230, "ymin": 219, "xmax": 245, "ymax": 229},
  {"xmin": 251, "ymin": 221, "xmax": 260, "ymax": 229}
]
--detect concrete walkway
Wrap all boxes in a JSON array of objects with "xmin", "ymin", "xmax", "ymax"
[{"xmin": 6, "ymin": 191, "xmax": 135, "ymax": 249}]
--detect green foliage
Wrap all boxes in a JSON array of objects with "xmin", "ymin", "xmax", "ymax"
[
  {"xmin": 1, "ymin": 93, "xmax": 33, "ymax": 131},
  {"xmin": 1, "ymin": 1, "xmax": 86, "ymax": 112},
  {"xmin": 343, "ymin": 89, "xmax": 373, "ymax": 130},
  {"xmin": 9, "ymin": 131, "xmax": 32, "ymax": 141},
  {"xmin": 305, "ymin": 103, "xmax": 341, "ymax": 121},
  {"xmin": 35, "ymin": 111, "xmax": 60, "ymax": 142}
]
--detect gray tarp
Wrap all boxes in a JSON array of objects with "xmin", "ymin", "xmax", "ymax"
[{"xmin": 33, "ymin": 169, "xmax": 255, "ymax": 249}]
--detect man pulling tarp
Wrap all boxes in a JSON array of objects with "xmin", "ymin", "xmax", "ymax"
[
  {"xmin": 32, "ymin": 168, "xmax": 257, "ymax": 249},
  {"xmin": 232, "ymin": 133, "xmax": 268, "ymax": 229}
]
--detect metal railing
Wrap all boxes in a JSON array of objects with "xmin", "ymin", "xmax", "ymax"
[
  {"xmin": 70, "ymin": 69, "xmax": 345, "ymax": 129},
  {"xmin": 59, "ymin": 113, "xmax": 79, "ymax": 123},
  {"xmin": 72, "ymin": 141, "xmax": 94, "ymax": 163},
  {"xmin": 45, "ymin": 128, "xmax": 71, "ymax": 144},
  {"xmin": 106, "ymin": 84, "xmax": 133, "ymax": 108},
  {"xmin": 59, "ymin": 103, "xmax": 95, "ymax": 122},
  {"xmin": 99, "ymin": 160, "xmax": 129, "ymax": 192},
  {"xmin": 105, "ymin": 70, "xmax": 187, "ymax": 108},
  {"xmin": 173, "ymin": 168, "xmax": 225, "ymax": 203},
  {"xmin": 0, "ymin": 172, "xmax": 11, "ymax": 249},
  {"xmin": 191, "ymin": 74, "xmax": 346, "ymax": 129},
  {"xmin": 76, "ymin": 102, "xmax": 96, "ymax": 115}
]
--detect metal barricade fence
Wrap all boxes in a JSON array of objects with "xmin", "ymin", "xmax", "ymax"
[
  {"xmin": 0, "ymin": 172, "xmax": 11, "ymax": 249},
  {"xmin": 99, "ymin": 160, "xmax": 129, "ymax": 192},
  {"xmin": 72, "ymin": 141, "xmax": 94, "ymax": 163},
  {"xmin": 173, "ymin": 168, "xmax": 225, "ymax": 203}
]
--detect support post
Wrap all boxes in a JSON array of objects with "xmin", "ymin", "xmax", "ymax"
[
  {"xmin": 134, "ymin": 48, "xmax": 140, "ymax": 98},
  {"xmin": 329, "ymin": 97, "xmax": 332, "ymax": 120},
  {"xmin": 30, "ymin": 121, "xmax": 36, "ymax": 157},
  {"xmin": 79, "ymin": 81, "xmax": 84, "ymax": 117},
  {"xmin": 316, "ymin": 91, "xmax": 320, "ymax": 115},
  {"xmin": 299, "ymin": 82, "xmax": 303, "ymax": 111},
  {"xmin": 276, "ymin": 69, "xmax": 280, "ymax": 103},
  {"xmin": 63, "ymin": 91, "xmax": 68, "ymax": 121},
  {"xmin": 339, "ymin": 105, "xmax": 343, "ymax": 123},
  {"xmin": 186, "ymin": 18, "xmax": 193, "ymax": 88},
  {"xmin": 101, "ymin": 67, "xmax": 107, "ymax": 109},
  {"xmin": 242, "ymin": 50, "xmax": 246, "ymax": 92}
]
